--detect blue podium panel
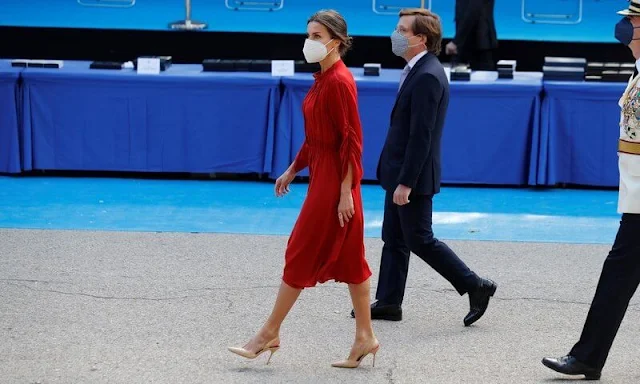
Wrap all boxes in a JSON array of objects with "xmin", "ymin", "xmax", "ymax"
[
  {"xmin": 444, "ymin": 77, "xmax": 542, "ymax": 185},
  {"xmin": 0, "ymin": 61, "xmax": 22, "ymax": 174},
  {"xmin": 272, "ymin": 76, "xmax": 309, "ymax": 179},
  {"xmin": 276, "ymin": 68, "xmax": 542, "ymax": 186},
  {"xmin": 20, "ymin": 61, "xmax": 280, "ymax": 174},
  {"xmin": 521, "ymin": 0, "xmax": 582, "ymax": 25},
  {"xmin": 539, "ymin": 81, "xmax": 627, "ymax": 187}
]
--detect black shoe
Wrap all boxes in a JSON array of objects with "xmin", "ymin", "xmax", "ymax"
[
  {"xmin": 350, "ymin": 300, "xmax": 402, "ymax": 321},
  {"xmin": 463, "ymin": 278, "xmax": 496, "ymax": 326},
  {"xmin": 542, "ymin": 355, "xmax": 601, "ymax": 380}
]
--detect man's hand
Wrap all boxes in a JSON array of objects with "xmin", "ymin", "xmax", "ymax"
[
  {"xmin": 393, "ymin": 184, "xmax": 412, "ymax": 206},
  {"xmin": 445, "ymin": 41, "xmax": 458, "ymax": 55}
]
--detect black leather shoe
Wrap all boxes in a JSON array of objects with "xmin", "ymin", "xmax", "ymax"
[
  {"xmin": 350, "ymin": 300, "xmax": 402, "ymax": 321},
  {"xmin": 542, "ymin": 355, "xmax": 601, "ymax": 380},
  {"xmin": 463, "ymin": 278, "xmax": 497, "ymax": 326}
]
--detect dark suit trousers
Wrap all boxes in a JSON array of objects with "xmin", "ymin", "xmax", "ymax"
[
  {"xmin": 569, "ymin": 213, "xmax": 640, "ymax": 370},
  {"xmin": 375, "ymin": 191, "xmax": 480, "ymax": 305}
]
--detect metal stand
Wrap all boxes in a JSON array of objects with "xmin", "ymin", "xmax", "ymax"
[{"xmin": 169, "ymin": 0, "xmax": 207, "ymax": 30}]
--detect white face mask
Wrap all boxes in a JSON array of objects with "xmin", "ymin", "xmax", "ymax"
[{"xmin": 302, "ymin": 38, "xmax": 335, "ymax": 63}]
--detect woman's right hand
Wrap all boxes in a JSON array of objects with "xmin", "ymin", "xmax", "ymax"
[{"xmin": 275, "ymin": 170, "xmax": 295, "ymax": 197}]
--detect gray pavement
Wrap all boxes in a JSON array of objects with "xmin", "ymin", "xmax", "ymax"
[{"xmin": 1, "ymin": 229, "xmax": 638, "ymax": 383}]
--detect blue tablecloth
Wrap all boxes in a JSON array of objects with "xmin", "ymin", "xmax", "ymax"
[
  {"xmin": 21, "ymin": 61, "xmax": 280, "ymax": 174},
  {"xmin": 275, "ymin": 68, "xmax": 542, "ymax": 185},
  {"xmin": 539, "ymin": 81, "xmax": 627, "ymax": 187},
  {"xmin": 0, "ymin": 61, "xmax": 22, "ymax": 174},
  {"xmin": 15, "ymin": 59, "xmax": 629, "ymax": 188}
]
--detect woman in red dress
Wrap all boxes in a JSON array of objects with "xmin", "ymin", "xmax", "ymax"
[{"xmin": 228, "ymin": 10, "xmax": 379, "ymax": 368}]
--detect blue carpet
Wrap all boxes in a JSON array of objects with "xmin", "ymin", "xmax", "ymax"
[{"xmin": 0, "ymin": 176, "xmax": 620, "ymax": 244}]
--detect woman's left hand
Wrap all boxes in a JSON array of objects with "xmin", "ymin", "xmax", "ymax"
[{"xmin": 337, "ymin": 190, "xmax": 355, "ymax": 227}]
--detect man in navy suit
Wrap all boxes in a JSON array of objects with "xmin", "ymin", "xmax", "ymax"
[{"xmin": 351, "ymin": 8, "xmax": 496, "ymax": 326}]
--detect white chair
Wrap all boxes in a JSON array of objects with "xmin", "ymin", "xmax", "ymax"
[
  {"xmin": 77, "ymin": 0, "xmax": 135, "ymax": 8},
  {"xmin": 372, "ymin": 0, "xmax": 430, "ymax": 15},
  {"xmin": 521, "ymin": 0, "xmax": 582, "ymax": 25},
  {"xmin": 225, "ymin": 0, "xmax": 283, "ymax": 12},
  {"xmin": 169, "ymin": 0, "xmax": 207, "ymax": 30}
]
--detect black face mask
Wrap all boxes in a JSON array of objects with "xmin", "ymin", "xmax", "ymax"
[{"xmin": 615, "ymin": 17, "xmax": 640, "ymax": 45}]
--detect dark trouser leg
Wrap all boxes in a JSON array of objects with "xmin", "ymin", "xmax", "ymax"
[
  {"xmin": 398, "ymin": 194, "xmax": 480, "ymax": 295},
  {"xmin": 569, "ymin": 213, "xmax": 640, "ymax": 370},
  {"xmin": 375, "ymin": 191, "xmax": 411, "ymax": 305},
  {"xmin": 469, "ymin": 49, "xmax": 496, "ymax": 71}
]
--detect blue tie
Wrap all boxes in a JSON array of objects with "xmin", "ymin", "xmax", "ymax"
[{"xmin": 398, "ymin": 65, "xmax": 411, "ymax": 92}]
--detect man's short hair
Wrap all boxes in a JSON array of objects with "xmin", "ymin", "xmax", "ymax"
[{"xmin": 399, "ymin": 8, "xmax": 443, "ymax": 55}]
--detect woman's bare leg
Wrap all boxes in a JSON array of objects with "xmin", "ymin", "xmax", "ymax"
[
  {"xmin": 241, "ymin": 280, "xmax": 302, "ymax": 353},
  {"xmin": 345, "ymin": 278, "xmax": 378, "ymax": 359}
]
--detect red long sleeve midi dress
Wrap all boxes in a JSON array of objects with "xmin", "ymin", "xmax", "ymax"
[{"xmin": 282, "ymin": 59, "xmax": 372, "ymax": 289}]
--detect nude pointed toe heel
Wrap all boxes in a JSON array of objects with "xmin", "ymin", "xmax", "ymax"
[
  {"xmin": 331, "ymin": 344, "xmax": 380, "ymax": 369},
  {"xmin": 228, "ymin": 338, "xmax": 280, "ymax": 365}
]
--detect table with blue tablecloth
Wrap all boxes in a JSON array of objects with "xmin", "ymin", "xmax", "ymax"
[
  {"xmin": 20, "ymin": 61, "xmax": 280, "ymax": 174},
  {"xmin": 0, "ymin": 60, "xmax": 23, "ymax": 174},
  {"xmin": 274, "ymin": 68, "xmax": 543, "ymax": 185},
  {"xmin": 15, "ymin": 59, "xmax": 630, "ymax": 188},
  {"xmin": 539, "ymin": 81, "xmax": 627, "ymax": 187}
]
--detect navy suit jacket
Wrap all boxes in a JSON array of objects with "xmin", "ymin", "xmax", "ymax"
[{"xmin": 377, "ymin": 52, "xmax": 448, "ymax": 196}]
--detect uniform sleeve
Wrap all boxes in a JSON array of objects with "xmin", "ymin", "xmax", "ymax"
[
  {"xmin": 327, "ymin": 79, "xmax": 364, "ymax": 189},
  {"xmin": 292, "ymin": 140, "xmax": 309, "ymax": 173}
]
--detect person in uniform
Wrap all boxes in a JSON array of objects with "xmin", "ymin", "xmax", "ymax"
[{"xmin": 541, "ymin": 1, "xmax": 640, "ymax": 380}]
